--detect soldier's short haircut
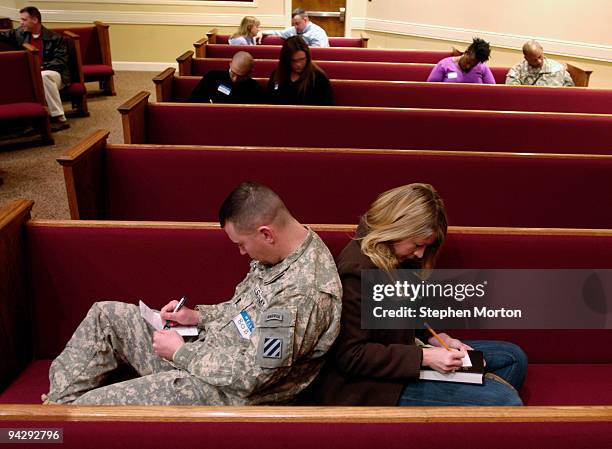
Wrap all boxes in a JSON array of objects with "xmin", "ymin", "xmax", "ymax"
[
  {"xmin": 20, "ymin": 6, "xmax": 42, "ymax": 22},
  {"xmin": 292, "ymin": 7, "xmax": 308, "ymax": 18},
  {"xmin": 219, "ymin": 182, "xmax": 289, "ymax": 232}
]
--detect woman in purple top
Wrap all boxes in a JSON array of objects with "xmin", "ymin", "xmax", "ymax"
[{"xmin": 427, "ymin": 37, "xmax": 495, "ymax": 84}]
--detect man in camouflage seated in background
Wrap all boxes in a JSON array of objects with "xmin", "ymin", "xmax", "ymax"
[
  {"xmin": 43, "ymin": 181, "xmax": 342, "ymax": 405},
  {"xmin": 505, "ymin": 40, "xmax": 574, "ymax": 87}
]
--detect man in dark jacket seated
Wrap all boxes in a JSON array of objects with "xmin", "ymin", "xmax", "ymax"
[
  {"xmin": 189, "ymin": 51, "xmax": 263, "ymax": 104},
  {"xmin": 0, "ymin": 6, "xmax": 71, "ymax": 131}
]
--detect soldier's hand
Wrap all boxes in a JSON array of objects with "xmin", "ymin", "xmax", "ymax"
[
  {"xmin": 152, "ymin": 330, "xmax": 185, "ymax": 361},
  {"xmin": 160, "ymin": 301, "xmax": 200, "ymax": 326}
]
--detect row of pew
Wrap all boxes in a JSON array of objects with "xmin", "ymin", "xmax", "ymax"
[
  {"xmin": 156, "ymin": 68, "xmax": 612, "ymax": 114},
  {"xmin": 191, "ymin": 33, "xmax": 592, "ymax": 86}
]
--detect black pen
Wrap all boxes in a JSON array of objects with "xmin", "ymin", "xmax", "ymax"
[{"xmin": 163, "ymin": 296, "xmax": 187, "ymax": 330}]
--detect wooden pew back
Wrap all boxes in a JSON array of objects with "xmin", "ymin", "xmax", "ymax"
[
  {"xmin": 157, "ymin": 72, "xmax": 612, "ymax": 114},
  {"xmin": 199, "ymin": 43, "xmax": 452, "ymax": 63},
  {"xmin": 177, "ymin": 53, "xmax": 510, "ymax": 83},
  {"xmin": 59, "ymin": 130, "xmax": 612, "ymax": 231},
  {"xmin": 117, "ymin": 92, "xmax": 612, "ymax": 154}
]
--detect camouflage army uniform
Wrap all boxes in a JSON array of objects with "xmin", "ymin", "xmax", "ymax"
[
  {"xmin": 45, "ymin": 229, "xmax": 342, "ymax": 405},
  {"xmin": 505, "ymin": 58, "xmax": 574, "ymax": 87}
]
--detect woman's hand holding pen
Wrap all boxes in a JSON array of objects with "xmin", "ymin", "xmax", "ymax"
[{"xmin": 422, "ymin": 347, "xmax": 466, "ymax": 373}]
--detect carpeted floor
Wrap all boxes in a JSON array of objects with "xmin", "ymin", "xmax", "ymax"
[{"xmin": 0, "ymin": 71, "xmax": 157, "ymax": 219}]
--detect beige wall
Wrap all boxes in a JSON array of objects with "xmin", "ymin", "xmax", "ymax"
[
  {"xmin": 5, "ymin": 0, "xmax": 611, "ymax": 87},
  {"xmin": 364, "ymin": 0, "xmax": 611, "ymax": 47}
]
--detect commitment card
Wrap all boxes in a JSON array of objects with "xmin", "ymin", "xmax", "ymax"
[{"xmin": 139, "ymin": 300, "xmax": 198, "ymax": 337}]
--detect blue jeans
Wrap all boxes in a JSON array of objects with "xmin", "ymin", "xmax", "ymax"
[{"xmin": 398, "ymin": 340, "xmax": 527, "ymax": 406}]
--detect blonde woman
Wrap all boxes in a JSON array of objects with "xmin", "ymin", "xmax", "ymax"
[
  {"xmin": 229, "ymin": 16, "xmax": 260, "ymax": 45},
  {"xmin": 311, "ymin": 183, "xmax": 527, "ymax": 406}
]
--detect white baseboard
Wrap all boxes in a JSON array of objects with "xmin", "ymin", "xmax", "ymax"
[{"xmin": 113, "ymin": 61, "xmax": 178, "ymax": 72}]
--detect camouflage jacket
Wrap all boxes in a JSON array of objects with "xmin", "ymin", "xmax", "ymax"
[
  {"xmin": 505, "ymin": 58, "xmax": 574, "ymax": 87},
  {"xmin": 172, "ymin": 229, "xmax": 342, "ymax": 404}
]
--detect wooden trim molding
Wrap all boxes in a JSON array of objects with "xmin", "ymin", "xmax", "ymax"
[
  {"xmin": 25, "ymin": 220, "xmax": 612, "ymax": 238},
  {"xmin": 0, "ymin": 404, "xmax": 611, "ymax": 423}
]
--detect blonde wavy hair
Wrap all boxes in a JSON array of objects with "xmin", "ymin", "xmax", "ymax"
[
  {"xmin": 360, "ymin": 183, "xmax": 448, "ymax": 272},
  {"xmin": 232, "ymin": 16, "xmax": 260, "ymax": 39}
]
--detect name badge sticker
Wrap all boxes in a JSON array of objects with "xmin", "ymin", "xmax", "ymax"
[
  {"xmin": 217, "ymin": 84, "xmax": 231, "ymax": 95},
  {"xmin": 447, "ymin": 71, "xmax": 458, "ymax": 79},
  {"xmin": 233, "ymin": 310, "xmax": 255, "ymax": 339}
]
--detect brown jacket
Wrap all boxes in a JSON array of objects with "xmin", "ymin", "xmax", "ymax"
[{"xmin": 306, "ymin": 236, "xmax": 426, "ymax": 405}]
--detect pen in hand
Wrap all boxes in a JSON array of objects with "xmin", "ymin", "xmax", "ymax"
[
  {"xmin": 423, "ymin": 322, "xmax": 452, "ymax": 351},
  {"xmin": 164, "ymin": 296, "xmax": 187, "ymax": 330}
]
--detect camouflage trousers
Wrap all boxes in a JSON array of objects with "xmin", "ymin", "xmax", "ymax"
[{"xmin": 46, "ymin": 301, "xmax": 213, "ymax": 405}]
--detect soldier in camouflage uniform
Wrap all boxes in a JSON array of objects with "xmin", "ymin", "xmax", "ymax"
[
  {"xmin": 44, "ymin": 182, "xmax": 342, "ymax": 405},
  {"xmin": 505, "ymin": 40, "xmax": 574, "ymax": 87}
]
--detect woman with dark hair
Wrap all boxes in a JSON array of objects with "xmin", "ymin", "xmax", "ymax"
[
  {"xmin": 267, "ymin": 35, "xmax": 333, "ymax": 105},
  {"xmin": 427, "ymin": 37, "xmax": 496, "ymax": 84},
  {"xmin": 309, "ymin": 183, "xmax": 527, "ymax": 406}
]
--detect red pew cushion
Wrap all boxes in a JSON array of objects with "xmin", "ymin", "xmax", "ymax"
[
  {"xmin": 0, "ymin": 102, "xmax": 46, "ymax": 120},
  {"xmin": 62, "ymin": 82, "xmax": 86, "ymax": 96},
  {"xmin": 83, "ymin": 64, "xmax": 114, "ymax": 77},
  {"xmin": 3, "ymin": 360, "xmax": 612, "ymax": 406}
]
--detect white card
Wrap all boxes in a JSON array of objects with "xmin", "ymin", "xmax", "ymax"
[
  {"xmin": 447, "ymin": 71, "xmax": 458, "ymax": 79},
  {"xmin": 139, "ymin": 300, "xmax": 199, "ymax": 336},
  {"xmin": 461, "ymin": 352, "xmax": 472, "ymax": 368}
]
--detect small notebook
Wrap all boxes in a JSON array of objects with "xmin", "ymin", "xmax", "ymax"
[
  {"xmin": 139, "ymin": 300, "xmax": 199, "ymax": 337},
  {"xmin": 419, "ymin": 350, "xmax": 484, "ymax": 384}
]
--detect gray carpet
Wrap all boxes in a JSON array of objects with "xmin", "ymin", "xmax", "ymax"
[{"xmin": 0, "ymin": 71, "xmax": 157, "ymax": 219}]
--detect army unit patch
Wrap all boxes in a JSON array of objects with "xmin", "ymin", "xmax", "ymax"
[{"xmin": 262, "ymin": 337, "xmax": 282, "ymax": 359}]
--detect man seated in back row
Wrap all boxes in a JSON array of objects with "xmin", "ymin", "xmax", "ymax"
[
  {"xmin": 0, "ymin": 6, "xmax": 71, "ymax": 131},
  {"xmin": 260, "ymin": 8, "xmax": 329, "ymax": 48},
  {"xmin": 505, "ymin": 40, "xmax": 574, "ymax": 87},
  {"xmin": 189, "ymin": 51, "xmax": 264, "ymax": 104}
]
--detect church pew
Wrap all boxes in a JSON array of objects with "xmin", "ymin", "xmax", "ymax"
[
  {"xmin": 1, "ymin": 199, "xmax": 612, "ymax": 415},
  {"xmin": 154, "ymin": 68, "xmax": 612, "ymax": 114},
  {"xmin": 52, "ymin": 22, "xmax": 115, "ymax": 95},
  {"xmin": 117, "ymin": 91, "xmax": 612, "ymax": 154},
  {"xmin": 196, "ymin": 43, "xmax": 454, "ymax": 63},
  {"xmin": 59, "ymin": 129, "xmax": 612, "ymax": 230},
  {"xmin": 176, "ymin": 51, "xmax": 511, "ymax": 83},
  {"xmin": 199, "ymin": 29, "xmax": 369, "ymax": 48},
  {"xmin": 0, "ymin": 45, "xmax": 53, "ymax": 145}
]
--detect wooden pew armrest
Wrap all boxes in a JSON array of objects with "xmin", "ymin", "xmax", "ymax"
[
  {"xmin": 117, "ymin": 91, "xmax": 150, "ymax": 144},
  {"xmin": 206, "ymin": 28, "xmax": 219, "ymax": 44},
  {"xmin": 176, "ymin": 50, "xmax": 193, "ymax": 76},
  {"xmin": 566, "ymin": 63, "xmax": 593, "ymax": 87},
  {"xmin": 194, "ymin": 36, "xmax": 208, "ymax": 58},
  {"xmin": 94, "ymin": 21, "xmax": 113, "ymax": 67},
  {"xmin": 56, "ymin": 130, "xmax": 110, "ymax": 220},
  {"xmin": 0, "ymin": 200, "xmax": 34, "ymax": 392},
  {"xmin": 360, "ymin": 32, "xmax": 369, "ymax": 48},
  {"xmin": 152, "ymin": 67, "xmax": 176, "ymax": 102}
]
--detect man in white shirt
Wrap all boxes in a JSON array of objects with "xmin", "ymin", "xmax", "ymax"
[{"xmin": 262, "ymin": 8, "xmax": 329, "ymax": 48}]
